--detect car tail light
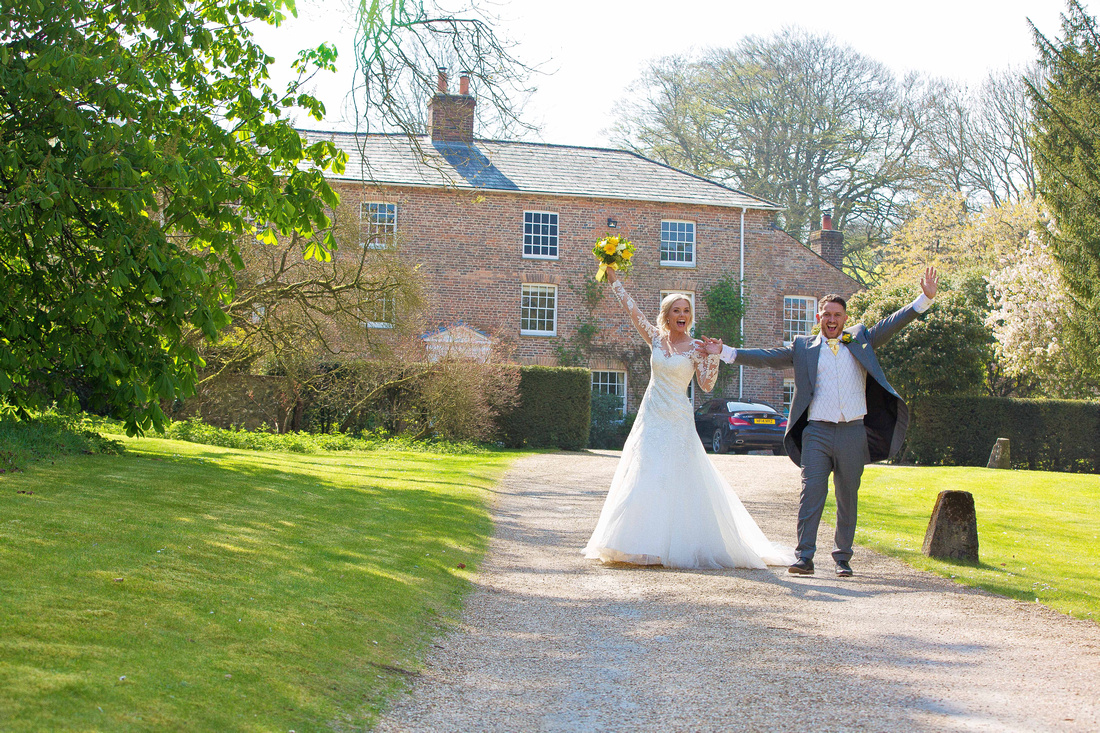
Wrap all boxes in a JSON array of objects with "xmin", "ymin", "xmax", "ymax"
[
  {"xmin": 729, "ymin": 416, "xmax": 751, "ymax": 426},
  {"xmin": 778, "ymin": 418, "xmax": 788, "ymax": 427}
]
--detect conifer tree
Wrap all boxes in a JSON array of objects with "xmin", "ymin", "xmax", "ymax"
[{"xmin": 1028, "ymin": 0, "xmax": 1100, "ymax": 386}]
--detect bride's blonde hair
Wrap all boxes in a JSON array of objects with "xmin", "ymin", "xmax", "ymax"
[{"xmin": 657, "ymin": 293, "xmax": 694, "ymax": 333}]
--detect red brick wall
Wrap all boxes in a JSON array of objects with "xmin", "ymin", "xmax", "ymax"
[{"xmin": 333, "ymin": 182, "xmax": 858, "ymax": 411}]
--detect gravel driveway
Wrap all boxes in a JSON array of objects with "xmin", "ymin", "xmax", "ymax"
[{"xmin": 374, "ymin": 451, "xmax": 1099, "ymax": 732}]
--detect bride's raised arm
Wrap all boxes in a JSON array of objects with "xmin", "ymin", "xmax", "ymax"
[{"xmin": 605, "ymin": 269, "xmax": 661, "ymax": 346}]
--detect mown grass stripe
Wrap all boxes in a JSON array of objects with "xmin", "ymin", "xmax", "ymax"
[{"xmin": 0, "ymin": 436, "xmax": 518, "ymax": 731}]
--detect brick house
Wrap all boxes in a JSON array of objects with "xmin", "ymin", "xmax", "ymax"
[{"xmin": 300, "ymin": 71, "xmax": 858, "ymax": 415}]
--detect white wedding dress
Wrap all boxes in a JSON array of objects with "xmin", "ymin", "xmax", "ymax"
[{"xmin": 583, "ymin": 281, "xmax": 794, "ymax": 569}]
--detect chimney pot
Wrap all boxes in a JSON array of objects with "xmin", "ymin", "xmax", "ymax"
[
  {"xmin": 822, "ymin": 211, "xmax": 833, "ymax": 230},
  {"xmin": 459, "ymin": 71, "xmax": 470, "ymax": 96},
  {"xmin": 427, "ymin": 66, "xmax": 476, "ymax": 143},
  {"xmin": 809, "ymin": 225, "xmax": 844, "ymax": 270}
]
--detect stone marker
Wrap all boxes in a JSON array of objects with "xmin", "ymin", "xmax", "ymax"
[
  {"xmin": 987, "ymin": 437, "xmax": 1011, "ymax": 469},
  {"xmin": 922, "ymin": 490, "xmax": 979, "ymax": 563}
]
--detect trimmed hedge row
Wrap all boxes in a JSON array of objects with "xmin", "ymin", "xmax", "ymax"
[
  {"xmin": 495, "ymin": 366, "xmax": 591, "ymax": 450},
  {"xmin": 907, "ymin": 395, "xmax": 1100, "ymax": 473}
]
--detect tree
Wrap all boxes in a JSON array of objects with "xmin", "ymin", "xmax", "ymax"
[
  {"xmin": 1028, "ymin": 0, "xmax": 1100, "ymax": 391},
  {"xmin": 351, "ymin": 0, "xmax": 535, "ymax": 143},
  {"xmin": 198, "ymin": 199, "xmax": 423, "ymax": 381},
  {"xmin": 694, "ymin": 276, "xmax": 744, "ymax": 395},
  {"xmin": 876, "ymin": 195, "xmax": 1056, "ymax": 396},
  {"xmin": 921, "ymin": 68, "xmax": 1039, "ymax": 209},
  {"xmin": 0, "ymin": 0, "xmax": 345, "ymax": 433},
  {"xmin": 880, "ymin": 194, "xmax": 1041, "ymax": 286},
  {"xmin": 846, "ymin": 277, "xmax": 990, "ymax": 403},
  {"xmin": 611, "ymin": 28, "xmax": 925, "ymax": 283},
  {"xmin": 986, "ymin": 230, "xmax": 1099, "ymax": 397}
]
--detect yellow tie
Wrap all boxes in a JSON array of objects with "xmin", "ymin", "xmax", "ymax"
[{"xmin": 827, "ymin": 338, "xmax": 840, "ymax": 355}]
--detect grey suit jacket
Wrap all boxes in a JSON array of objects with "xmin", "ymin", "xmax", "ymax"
[{"xmin": 731, "ymin": 303, "xmax": 921, "ymax": 466}]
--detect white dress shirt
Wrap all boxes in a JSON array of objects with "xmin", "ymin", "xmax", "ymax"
[{"xmin": 808, "ymin": 336, "xmax": 867, "ymax": 423}]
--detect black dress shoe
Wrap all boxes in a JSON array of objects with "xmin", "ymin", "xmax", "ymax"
[
  {"xmin": 788, "ymin": 558, "xmax": 814, "ymax": 575},
  {"xmin": 835, "ymin": 560, "xmax": 853, "ymax": 577}
]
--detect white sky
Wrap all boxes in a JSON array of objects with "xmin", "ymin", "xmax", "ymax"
[{"xmin": 254, "ymin": 0, "xmax": 1083, "ymax": 147}]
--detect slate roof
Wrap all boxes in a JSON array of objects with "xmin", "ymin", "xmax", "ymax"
[{"xmin": 299, "ymin": 130, "xmax": 781, "ymax": 211}]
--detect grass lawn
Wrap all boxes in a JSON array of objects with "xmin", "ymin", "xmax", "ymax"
[
  {"xmin": 823, "ymin": 465, "xmax": 1099, "ymax": 622},
  {"xmin": 0, "ymin": 435, "xmax": 518, "ymax": 731}
]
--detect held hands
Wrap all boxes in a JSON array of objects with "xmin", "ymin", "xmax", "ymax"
[
  {"xmin": 698, "ymin": 335, "xmax": 724, "ymax": 356},
  {"xmin": 921, "ymin": 266, "xmax": 939, "ymax": 299},
  {"xmin": 604, "ymin": 267, "xmax": 618, "ymax": 284}
]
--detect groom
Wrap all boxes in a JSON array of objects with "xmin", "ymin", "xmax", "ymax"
[{"xmin": 704, "ymin": 267, "xmax": 938, "ymax": 577}]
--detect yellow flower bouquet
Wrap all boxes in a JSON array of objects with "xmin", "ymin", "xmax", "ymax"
[{"xmin": 592, "ymin": 234, "xmax": 635, "ymax": 282}]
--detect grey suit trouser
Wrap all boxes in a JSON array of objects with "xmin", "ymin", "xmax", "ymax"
[{"xmin": 797, "ymin": 420, "xmax": 870, "ymax": 563}]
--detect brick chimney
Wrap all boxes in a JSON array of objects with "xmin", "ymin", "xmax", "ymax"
[
  {"xmin": 427, "ymin": 68, "xmax": 475, "ymax": 143},
  {"xmin": 808, "ymin": 211, "xmax": 843, "ymax": 269}
]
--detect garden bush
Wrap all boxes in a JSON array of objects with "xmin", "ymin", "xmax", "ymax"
[
  {"xmin": 495, "ymin": 366, "xmax": 591, "ymax": 450},
  {"xmin": 179, "ymin": 358, "xmax": 519, "ymax": 443},
  {"xmin": 906, "ymin": 395, "xmax": 1100, "ymax": 473},
  {"xmin": 588, "ymin": 392, "xmax": 635, "ymax": 449}
]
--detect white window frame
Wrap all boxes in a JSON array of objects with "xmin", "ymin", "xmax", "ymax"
[
  {"xmin": 783, "ymin": 378, "xmax": 796, "ymax": 416},
  {"xmin": 783, "ymin": 296, "xmax": 817, "ymax": 345},
  {"xmin": 660, "ymin": 220, "xmax": 696, "ymax": 268},
  {"xmin": 520, "ymin": 283, "xmax": 557, "ymax": 336},
  {"xmin": 522, "ymin": 211, "xmax": 559, "ymax": 260},
  {"xmin": 361, "ymin": 202, "xmax": 396, "ymax": 249},
  {"xmin": 591, "ymin": 370, "xmax": 628, "ymax": 416},
  {"xmin": 364, "ymin": 291, "xmax": 396, "ymax": 329}
]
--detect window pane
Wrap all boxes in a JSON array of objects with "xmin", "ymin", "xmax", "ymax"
[
  {"xmin": 521, "ymin": 284, "xmax": 556, "ymax": 334},
  {"xmin": 365, "ymin": 290, "xmax": 396, "ymax": 328},
  {"xmin": 783, "ymin": 296, "xmax": 815, "ymax": 342},
  {"xmin": 591, "ymin": 370, "xmax": 626, "ymax": 414},
  {"xmin": 660, "ymin": 220, "xmax": 695, "ymax": 264},
  {"xmin": 524, "ymin": 211, "xmax": 559, "ymax": 258},
  {"xmin": 362, "ymin": 202, "xmax": 396, "ymax": 248}
]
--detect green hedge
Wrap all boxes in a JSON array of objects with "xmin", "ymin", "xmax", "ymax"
[
  {"xmin": 907, "ymin": 395, "xmax": 1100, "ymax": 473},
  {"xmin": 588, "ymin": 391, "xmax": 635, "ymax": 449},
  {"xmin": 495, "ymin": 366, "xmax": 591, "ymax": 450}
]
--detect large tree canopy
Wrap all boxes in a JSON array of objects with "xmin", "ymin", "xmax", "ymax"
[
  {"xmin": 611, "ymin": 28, "xmax": 926, "ymax": 283},
  {"xmin": 1028, "ymin": 0, "xmax": 1100, "ymax": 390},
  {"xmin": 0, "ymin": 0, "xmax": 345, "ymax": 432}
]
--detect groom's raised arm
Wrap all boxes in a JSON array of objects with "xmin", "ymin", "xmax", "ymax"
[{"xmin": 867, "ymin": 266, "xmax": 938, "ymax": 348}]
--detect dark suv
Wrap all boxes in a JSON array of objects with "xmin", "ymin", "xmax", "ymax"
[{"xmin": 694, "ymin": 399, "xmax": 787, "ymax": 455}]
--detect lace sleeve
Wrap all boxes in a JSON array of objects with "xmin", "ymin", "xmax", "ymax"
[
  {"xmin": 610, "ymin": 280, "xmax": 661, "ymax": 345},
  {"xmin": 691, "ymin": 348, "xmax": 721, "ymax": 393}
]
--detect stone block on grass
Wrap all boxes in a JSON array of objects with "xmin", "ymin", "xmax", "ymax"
[
  {"xmin": 922, "ymin": 490, "xmax": 979, "ymax": 563},
  {"xmin": 987, "ymin": 437, "xmax": 1011, "ymax": 469}
]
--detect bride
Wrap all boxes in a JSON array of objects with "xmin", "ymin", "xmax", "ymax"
[{"xmin": 583, "ymin": 268, "xmax": 794, "ymax": 569}]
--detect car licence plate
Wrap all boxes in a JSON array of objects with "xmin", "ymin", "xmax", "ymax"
[{"xmin": 754, "ymin": 418, "xmax": 775, "ymax": 425}]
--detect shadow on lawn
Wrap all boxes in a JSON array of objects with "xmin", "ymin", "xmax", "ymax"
[{"xmin": 0, "ymin": 446, "xmax": 497, "ymax": 729}]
